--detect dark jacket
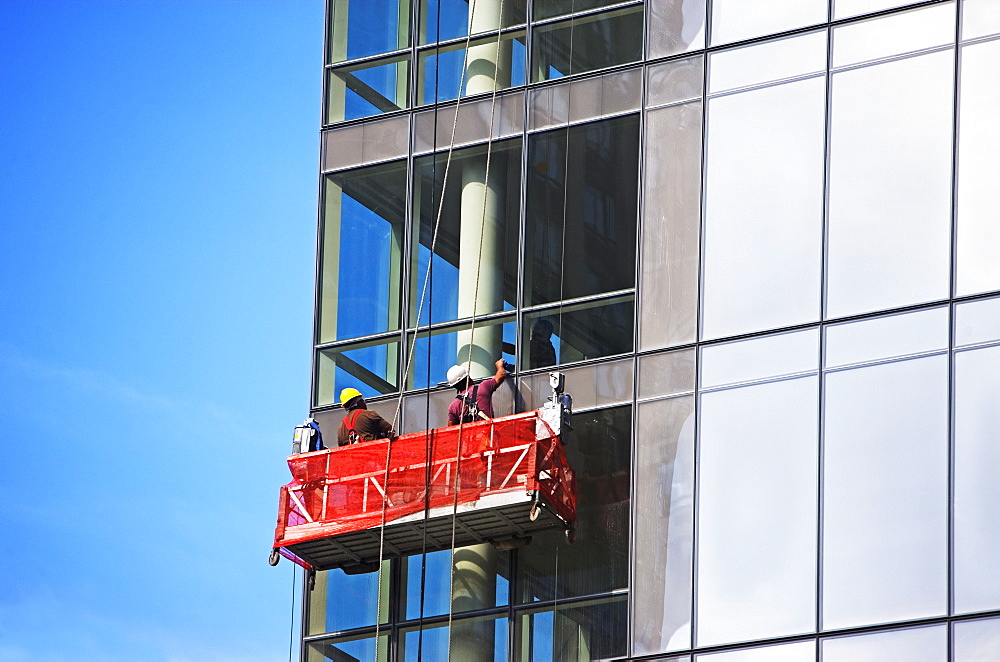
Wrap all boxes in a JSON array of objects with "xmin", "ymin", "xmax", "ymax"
[{"xmin": 337, "ymin": 408, "xmax": 393, "ymax": 446}]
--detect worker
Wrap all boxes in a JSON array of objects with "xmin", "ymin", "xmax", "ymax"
[
  {"xmin": 447, "ymin": 358, "xmax": 508, "ymax": 425},
  {"xmin": 529, "ymin": 318, "xmax": 557, "ymax": 368},
  {"xmin": 337, "ymin": 388, "xmax": 394, "ymax": 446}
]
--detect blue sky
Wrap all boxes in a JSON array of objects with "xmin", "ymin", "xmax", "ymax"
[{"xmin": 0, "ymin": 2, "xmax": 322, "ymax": 660}]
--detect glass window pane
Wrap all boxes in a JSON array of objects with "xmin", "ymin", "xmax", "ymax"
[
  {"xmin": 531, "ymin": 6, "xmax": 644, "ymax": 82},
  {"xmin": 826, "ymin": 50, "xmax": 954, "ymax": 319},
  {"xmin": 411, "ymin": 139, "xmax": 521, "ymax": 327},
  {"xmin": 518, "ymin": 356, "xmax": 634, "ymax": 411},
  {"xmin": 400, "ymin": 612, "xmax": 508, "ymax": 661},
  {"xmin": 954, "ymin": 345, "xmax": 1000, "ymax": 613},
  {"xmin": 307, "ymin": 565, "xmax": 390, "ymax": 634},
  {"xmin": 634, "ymin": 396, "xmax": 695, "ymax": 654},
  {"xmin": 833, "ymin": 4, "xmax": 955, "ymax": 67},
  {"xmin": 403, "ymin": 548, "xmax": 510, "ymax": 619},
  {"xmin": 957, "ymin": 38, "xmax": 1000, "ymax": 296},
  {"xmin": 648, "ymin": 0, "xmax": 706, "ymax": 58},
  {"xmin": 307, "ymin": 632, "xmax": 388, "ymax": 662},
  {"xmin": 954, "ymin": 617, "xmax": 1000, "ymax": 661},
  {"xmin": 702, "ymin": 75, "xmax": 825, "ymax": 339},
  {"xmin": 822, "ymin": 355, "xmax": 949, "ymax": 630},
  {"xmin": 417, "ymin": 31, "xmax": 527, "ymax": 105},
  {"xmin": 521, "ymin": 296, "xmax": 634, "ymax": 370},
  {"xmin": 709, "ymin": 31, "xmax": 826, "ymax": 95},
  {"xmin": 639, "ymin": 349, "xmax": 695, "ymax": 400},
  {"xmin": 701, "ymin": 329, "xmax": 818, "ymax": 390},
  {"xmin": 710, "ymin": 0, "xmax": 826, "ymax": 46},
  {"xmin": 328, "ymin": 0, "xmax": 410, "ymax": 63},
  {"xmin": 697, "ymin": 377, "xmax": 818, "ymax": 645},
  {"xmin": 420, "ymin": 0, "xmax": 527, "ymax": 43},
  {"xmin": 835, "ymin": 0, "xmax": 943, "ymax": 21},
  {"xmin": 696, "ymin": 641, "xmax": 815, "ymax": 662},
  {"xmin": 316, "ymin": 337, "xmax": 400, "ymax": 406},
  {"xmin": 822, "ymin": 625, "xmax": 947, "ymax": 661},
  {"xmin": 534, "ymin": 0, "xmax": 628, "ymax": 21},
  {"xmin": 320, "ymin": 162, "xmax": 407, "ymax": 344},
  {"xmin": 825, "ymin": 307, "xmax": 949, "ymax": 369},
  {"xmin": 517, "ymin": 406, "xmax": 631, "ymax": 602},
  {"xmin": 524, "ymin": 114, "xmax": 639, "ymax": 306},
  {"xmin": 647, "ymin": 55, "xmax": 703, "ymax": 108},
  {"xmin": 963, "ymin": 0, "xmax": 1000, "ymax": 40},
  {"xmin": 515, "ymin": 595, "xmax": 627, "ymax": 661},
  {"xmin": 406, "ymin": 315, "xmax": 516, "ymax": 391},
  {"xmin": 326, "ymin": 56, "xmax": 409, "ymax": 124},
  {"xmin": 640, "ymin": 100, "xmax": 702, "ymax": 350},
  {"xmin": 955, "ymin": 295, "xmax": 1000, "ymax": 347}
]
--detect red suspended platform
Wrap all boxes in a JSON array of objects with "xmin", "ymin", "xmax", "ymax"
[{"xmin": 272, "ymin": 408, "xmax": 576, "ymax": 573}]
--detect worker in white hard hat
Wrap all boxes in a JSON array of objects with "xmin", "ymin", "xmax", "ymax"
[
  {"xmin": 337, "ymin": 387, "xmax": 394, "ymax": 446},
  {"xmin": 446, "ymin": 358, "xmax": 508, "ymax": 425}
]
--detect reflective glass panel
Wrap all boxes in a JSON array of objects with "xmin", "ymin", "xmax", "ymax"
[
  {"xmin": 316, "ymin": 336, "xmax": 400, "ymax": 406},
  {"xmin": 710, "ymin": 0, "xmax": 825, "ymax": 46},
  {"xmin": 307, "ymin": 565, "xmax": 390, "ymax": 634},
  {"xmin": 326, "ymin": 56, "xmax": 409, "ymax": 124},
  {"xmin": 634, "ymin": 396, "xmax": 694, "ymax": 654},
  {"xmin": 709, "ymin": 31, "xmax": 825, "ymax": 94},
  {"xmin": 822, "ymin": 625, "xmax": 947, "ymax": 661},
  {"xmin": 411, "ymin": 139, "xmax": 521, "ymax": 327},
  {"xmin": 833, "ymin": 3, "xmax": 955, "ymax": 67},
  {"xmin": 835, "ymin": 0, "xmax": 942, "ymax": 21},
  {"xmin": 824, "ymin": 307, "xmax": 949, "ymax": 369},
  {"xmin": 417, "ymin": 31, "xmax": 527, "ymax": 105},
  {"xmin": 531, "ymin": 6, "xmax": 644, "ymax": 81},
  {"xmin": 955, "ymin": 295, "xmax": 1000, "ymax": 347},
  {"xmin": 400, "ymin": 613, "xmax": 508, "ymax": 661},
  {"xmin": 517, "ymin": 406, "xmax": 631, "ymax": 602},
  {"xmin": 648, "ymin": 0, "xmax": 706, "ymax": 58},
  {"xmin": 518, "ymin": 357, "xmax": 633, "ymax": 410},
  {"xmin": 963, "ymin": 0, "xmax": 1000, "ymax": 40},
  {"xmin": 327, "ymin": 0, "xmax": 410, "ymax": 63},
  {"xmin": 957, "ymin": 39, "xmax": 1000, "ymax": 296},
  {"xmin": 404, "ymin": 547, "xmax": 510, "ymax": 619},
  {"xmin": 640, "ymin": 100, "xmax": 702, "ymax": 350},
  {"xmin": 521, "ymin": 296, "xmax": 634, "ymax": 370},
  {"xmin": 826, "ymin": 50, "xmax": 953, "ymax": 319},
  {"xmin": 702, "ymin": 74, "xmax": 824, "ymax": 339},
  {"xmin": 823, "ymin": 355, "xmax": 948, "ymax": 629},
  {"xmin": 406, "ymin": 315, "xmax": 516, "ymax": 390},
  {"xmin": 646, "ymin": 55, "xmax": 703, "ymax": 108},
  {"xmin": 515, "ymin": 595, "xmax": 627, "ymax": 661},
  {"xmin": 696, "ymin": 641, "xmax": 815, "ymax": 662},
  {"xmin": 638, "ymin": 349, "xmax": 695, "ymax": 400},
  {"xmin": 697, "ymin": 377, "xmax": 818, "ymax": 645},
  {"xmin": 420, "ymin": 0, "xmax": 527, "ymax": 43},
  {"xmin": 534, "ymin": 0, "xmax": 628, "ymax": 21},
  {"xmin": 320, "ymin": 162, "xmax": 406, "ymax": 344},
  {"xmin": 524, "ymin": 114, "xmax": 639, "ymax": 306},
  {"xmin": 954, "ymin": 345, "xmax": 1000, "ymax": 613},
  {"xmin": 954, "ymin": 617, "xmax": 1000, "ymax": 661},
  {"xmin": 306, "ymin": 632, "xmax": 389, "ymax": 662},
  {"xmin": 701, "ymin": 329, "xmax": 818, "ymax": 390}
]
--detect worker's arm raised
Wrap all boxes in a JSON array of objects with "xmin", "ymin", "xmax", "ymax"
[{"xmin": 493, "ymin": 358, "xmax": 507, "ymax": 385}]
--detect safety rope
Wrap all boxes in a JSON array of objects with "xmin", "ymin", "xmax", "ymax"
[
  {"xmin": 446, "ymin": 1, "xmax": 506, "ymax": 658},
  {"xmin": 288, "ymin": 564, "xmax": 296, "ymax": 662}
]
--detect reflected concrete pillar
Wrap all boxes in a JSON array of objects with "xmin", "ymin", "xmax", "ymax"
[{"xmin": 450, "ymin": 4, "xmax": 508, "ymax": 655}]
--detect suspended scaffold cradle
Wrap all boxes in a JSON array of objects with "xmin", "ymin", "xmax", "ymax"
[{"xmin": 270, "ymin": 374, "xmax": 576, "ymax": 574}]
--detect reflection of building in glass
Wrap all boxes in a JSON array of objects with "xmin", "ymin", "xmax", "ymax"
[{"xmin": 302, "ymin": 0, "xmax": 1000, "ymax": 659}]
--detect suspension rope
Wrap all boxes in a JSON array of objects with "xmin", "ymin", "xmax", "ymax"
[{"xmin": 288, "ymin": 564, "xmax": 296, "ymax": 662}]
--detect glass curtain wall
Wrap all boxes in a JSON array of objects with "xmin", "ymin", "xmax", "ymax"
[{"xmin": 308, "ymin": 0, "xmax": 1000, "ymax": 659}]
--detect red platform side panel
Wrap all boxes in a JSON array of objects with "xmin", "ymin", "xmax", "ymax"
[{"xmin": 273, "ymin": 411, "xmax": 576, "ymax": 554}]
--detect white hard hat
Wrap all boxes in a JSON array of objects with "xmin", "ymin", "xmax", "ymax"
[{"xmin": 446, "ymin": 364, "xmax": 469, "ymax": 387}]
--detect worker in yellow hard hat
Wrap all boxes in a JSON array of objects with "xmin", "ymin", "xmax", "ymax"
[{"xmin": 337, "ymin": 387, "xmax": 394, "ymax": 446}]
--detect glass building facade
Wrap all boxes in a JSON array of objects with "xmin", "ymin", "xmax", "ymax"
[{"xmin": 302, "ymin": 0, "xmax": 1000, "ymax": 659}]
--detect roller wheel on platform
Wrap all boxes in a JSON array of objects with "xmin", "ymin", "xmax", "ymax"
[
  {"xmin": 307, "ymin": 570, "xmax": 316, "ymax": 591},
  {"xmin": 529, "ymin": 504, "xmax": 540, "ymax": 521},
  {"xmin": 565, "ymin": 527, "xmax": 576, "ymax": 544},
  {"xmin": 269, "ymin": 549, "xmax": 281, "ymax": 566}
]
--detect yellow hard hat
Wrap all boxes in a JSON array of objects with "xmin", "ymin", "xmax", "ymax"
[{"xmin": 339, "ymin": 387, "xmax": 363, "ymax": 407}]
